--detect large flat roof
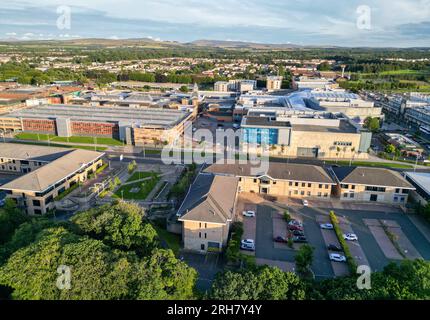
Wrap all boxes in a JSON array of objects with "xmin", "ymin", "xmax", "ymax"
[
  {"xmin": 405, "ymin": 172, "xmax": 430, "ymax": 195},
  {"xmin": 5, "ymin": 104, "xmax": 191, "ymax": 129},
  {"xmin": 1, "ymin": 148, "xmax": 104, "ymax": 192}
]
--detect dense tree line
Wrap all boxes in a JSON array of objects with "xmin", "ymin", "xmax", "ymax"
[{"xmin": 0, "ymin": 201, "xmax": 197, "ymax": 300}]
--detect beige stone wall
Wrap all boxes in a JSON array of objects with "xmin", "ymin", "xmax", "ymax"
[
  {"xmin": 253, "ymin": 129, "xmax": 368, "ymax": 159},
  {"xmin": 238, "ymin": 176, "xmax": 333, "ymax": 199},
  {"xmin": 337, "ymin": 184, "xmax": 410, "ymax": 204},
  {"xmin": 6, "ymin": 159, "xmax": 102, "ymax": 215},
  {"xmin": 0, "ymin": 158, "xmax": 46, "ymax": 173},
  {"xmin": 182, "ymin": 220, "xmax": 229, "ymax": 252}
]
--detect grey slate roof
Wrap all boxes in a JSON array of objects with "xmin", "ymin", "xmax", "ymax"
[
  {"xmin": 331, "ymin": 166, "xmax": 415, "ymax": 188},
  {"xmin": 205, "ymin": 163, "xmax": 335, "ymax": 184},
  {"xmin": 178, "ymin": 174, "xmax": 238, "ymax": 224}
]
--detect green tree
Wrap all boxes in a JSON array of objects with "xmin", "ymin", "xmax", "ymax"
[
  {"xmin": 209, "ymin": 266, "xmax": 305, "ymax": 300},
  {"xmin": 295, "ymin": 244, "xmax": 314, "ymax": 278},
  {"xmin": 385, "ymin": 144, "xmax": 396, "ymax": 154},
  {"xmin": 363, "ymin": 117, "xmax": 380, "ymax": 132},
  {"xmin": 0, "ymin": 199, "xmax": 29, "ymax": 245},
  {"xmin": 179, "ymin": 85, "xmax": 189, "ymax": 93},
  {"xmin": 71, "ymin": 202, "xmax": 157, "ymax": 253}
]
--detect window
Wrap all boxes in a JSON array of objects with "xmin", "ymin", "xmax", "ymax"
[
  {"xmin": 319, "ymin": 184, "xmax": 323, "ymax": 188},
  {"xmin": 201, "ymin": 244, "xmax": 205, "ymax": 250},
  {"xmin": 325, "ymin": 184, "xmax": 329, "ymax": 189},
  {"xmin": 318, "ymin": 192, "xmax": 322, "ymax": 197},
  {"xmin": 289, "ymin": 182, "xmax": 292, "ymax": 186},
  {"xmin": 402, "ymin": 189, "xmax": 409, "ymax": 194},
  {"xmin": 343, "ymin": 193, "xmax": 348, "ymax": 198},
  {"xmin": 341, "ymin": 184, "xmax": 349, "ymax": 189},
  {"xmin": 199, "ymin": 232, "xmax": 202, "ymax": 238},
  {"xmin": 294, "ymin": 190, "xmax": 298, "ymax": 195},
  {"xmin": 199, "ymin": 222, "xmax": 201, "ymax": 228},
  {"xmin": 394, "ymin": 196, "xmax": 398, "ymax": 202},
  {"xmin": 205, "ymin": 223, "xmax": 207, "ymax": 228},
  {"xmin": 295, "ymin": 182, "xmax": 299, "ymax": 187},
  {"xmin": 253, "ymin": 179, "xmax": 257, "ymax": 183},
  {"xmin": 351, "ymin": 185, "xmax": 355, "ymax": 190},
  {"xmin": 204, "ymin": 233, "xmax": 207, "ymax": 239},
  {"xmin": 34, "ymin": 209, "xmax": 42, "ymax": 215},
  {"xmin": 307, "ymin": 191, "xmax": 311, "ymax": 196},
  {"xmin": 365, "ymin": 186, "xmax": 386, "ymax": 192},
  {"xmin": 395, "ymin": 188, "xmax": 400, "ymax": 194},
  {"xmin": 324, "ymin": 193, "xmax": 329, "ymax": 198},
  {"xmin": 273, "ymin": 181, "xmax": 277, "ymax": 185},
  {"xmin": 308, "ymin": 183, "xmax": 311, "ymax": 188},
  {"xmin": 300, "ymin": 191, "xmax": 305, "ymax": 196},
  {"xmin": 349, "ymin": 193, "xmax": 354, "ymax": 198},
  {"xmin": 32, "ymin": 200, "xmax": 41, "ymax": 207},
  {"xmin": 238, "ymin": 177, "xmax": 242, "ymax": 182},
  {"xmin": 301, "ymin": 183, "xmax": 305, "ymax": 187}
]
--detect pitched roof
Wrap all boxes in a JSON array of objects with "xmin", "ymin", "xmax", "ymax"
[
  {"xmin": 0, "ymin": 143, "xmax": 72, "ymax": 162},
  {"xmin": 205, "ymin": 162, "xmax": 335, "ymax": 184},
  {"xmin": 331, "ymin": 166, "xmax": 414, "ymax": 189},
  {"xmin": 178, "ymin": 174, "xmax": 238, "ymax": 224},
  {"xmin": 1, "ymin": 149, "xmax": 103, "ymax": 192}
]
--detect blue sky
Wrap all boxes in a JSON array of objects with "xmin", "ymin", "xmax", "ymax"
[{"xmin": 1, "ymin": 0, "xmax": 430, "ymax": 47}]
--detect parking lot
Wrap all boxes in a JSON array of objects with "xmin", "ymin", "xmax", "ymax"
[{"xmin": 238, "ymin": 193, "xmax": 430, "ymax": 278}]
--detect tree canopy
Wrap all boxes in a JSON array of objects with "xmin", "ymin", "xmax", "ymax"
[{"xmin": 0, "ymin": 202, "xmax": 197, "ymax": 300}]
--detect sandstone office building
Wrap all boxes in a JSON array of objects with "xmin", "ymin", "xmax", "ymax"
[{"xmin": 0, "ymin": 143, "xmax": 103, "ymax": 215}]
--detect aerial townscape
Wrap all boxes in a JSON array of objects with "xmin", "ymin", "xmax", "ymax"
[{"xmin": 1, "ymin": 1, "xmax": 430, "ymax": 310}]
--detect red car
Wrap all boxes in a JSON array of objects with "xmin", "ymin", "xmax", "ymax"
[{"xmin": 288, "ymin": 224, "xmax": 304, "ymax": 231}]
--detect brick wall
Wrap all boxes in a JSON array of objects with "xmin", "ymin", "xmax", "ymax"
[
  {"xmin": 71, "ymin": 121, "xmax": 118, "ymax": 137},
  {"xmin": 22, "ymin": 119, "xmax": 56, "ymax": 133}
]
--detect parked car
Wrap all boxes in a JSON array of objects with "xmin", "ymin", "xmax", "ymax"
[
  {"xmin": 288, "ymin": 224, "xmax": 304, "ymax": 231},
  {"xmin": 292, "ymin": 236, "xmax": 308, "ymax": 243},
  {"xmin": 273, "ymin": 236, "xmax": 289, "ymax": 243},
  {"xmin": 320, "ymin": 223, "xmax": 334, "ymax": 230},
  {"xmin": 329, "ymin": 253, "xmax": 347, "ymax": 262},
  {"xmin": 343, "ymin": 233, "xmax": 358, "ymax": 241},
  {"xmin": 327, "ymin": 244, "xmax": 343, "ymax": 252},
  {"xmin": 288, "ymin": 219, "xmax": 303, "ymax": 227},
  {"xmin": 302, "ymin": 199, "xmax": 309, "ymax": 206},
  {"xmin": 291, "ymin": 230, "xmax": 305, "ymax": 236},
  {"xmin": 242, "ymin": 210, "xmax": 256, "ymax": 217},
  {"xmin": 241, "ymin": 239, "xmax": 255, "ymax": 246},
  {"xmin": 240, "ymin": 243, "xmax": 255, "ymax": 251}
]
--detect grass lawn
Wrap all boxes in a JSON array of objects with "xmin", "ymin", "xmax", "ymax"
[
  {"xmin": 153, "ymin": 225, "xmax": 181, "ymax": 256},
  {"xmin": 327, "ymin": 160, "xmax": 413, "ymax": 169},
  {"xmin": 114, "ymin": 175, "xmax": 160, "ymax": 200},
  {"xmin": 127, "ymin": 171, "xmax": 157, "ymax": 182},
  {"xmin": 15, "ymin": 132, "xmax": 123, "ymax": 146}
]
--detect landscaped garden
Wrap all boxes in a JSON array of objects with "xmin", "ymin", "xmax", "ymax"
[{"xmin": 114, "ymin": 172, "xmax": 160, "ymax": 200}]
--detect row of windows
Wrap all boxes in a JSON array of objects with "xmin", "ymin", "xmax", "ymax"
[
  {"xmin": 247, "ymin": 178, "xmax": 331, "ymax": 189},
  {"xmin": 198, "ymin": 232, "xmax": 207, "ymax": 239},
  {"xmin": 334, "ymin": 141, "xmax": 353, "ymax": 146},
  {"xmin": 341, "ymin": 184, "xmax": 356, "ymax": 190},
  {"xmin": 289, "ymin": 190, "xmax": 329, "ymax": 197}
]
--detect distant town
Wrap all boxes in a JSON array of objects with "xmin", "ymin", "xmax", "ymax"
[{"xmin": 1, "ymin": 40, "xmax": 430, "ymax": 302}]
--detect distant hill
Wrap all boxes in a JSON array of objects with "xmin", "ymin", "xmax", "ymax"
[{"xmin": 187, "ymin": 39, "xmax": 305, "ymax": 49}]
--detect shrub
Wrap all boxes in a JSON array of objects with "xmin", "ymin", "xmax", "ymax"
[
  {"xmin": 283, "ymin": 210, "xmax": 291, "ymax": 222},
  {"xmin": 329, "ymin": 211, "xmax": 357, "ymax": 273}
]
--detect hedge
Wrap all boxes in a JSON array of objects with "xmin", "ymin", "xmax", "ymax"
[{"xmin": 329, "ymin": 211, "xmax": 357, "ymax": 273}]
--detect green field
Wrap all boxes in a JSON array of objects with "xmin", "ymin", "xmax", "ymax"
[
  {"xmin": 326, "ymin": 160, "xmax": 413, "ymax": 169},
  {"xmin": 15, "ymin": 132, "xmax": 123, "ymax": 146},
  {"xmin": 127, "ymin": 171, "xmax": 156, "ymax": 182},
  {"xmin": 114, "ymin": 173, "xmax": 160, "ymax": 200}
]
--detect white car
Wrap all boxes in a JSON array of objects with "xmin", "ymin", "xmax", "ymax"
[
  {"xmin": 242, "ymin": 210, "xmax": 256, "ymax": 217},
  {"xmin": 302, "ymin": 199, "xmax": 309, "ymax": 206},
  {"xmin": 329, "ymin": 253, "xmax": 347, "ymax": 262},
  {"xmin": 320, "ymin": 223, "xmax": 334, "ymax": 230},
  {"xmin": 343, "ymin": 233, "xmax": 358, "ymax": 241},
  {"xmin": 288, "ymin": 220, "xmax": 303, "ymax": 227},
  {"xmin": 241, "ymin": 239, "xmax": 255, "ymax": 246}
]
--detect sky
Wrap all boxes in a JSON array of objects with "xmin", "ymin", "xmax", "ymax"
[{"xmin": 0, "ymin": 0, "xmax": 430, "ymax": 47}]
